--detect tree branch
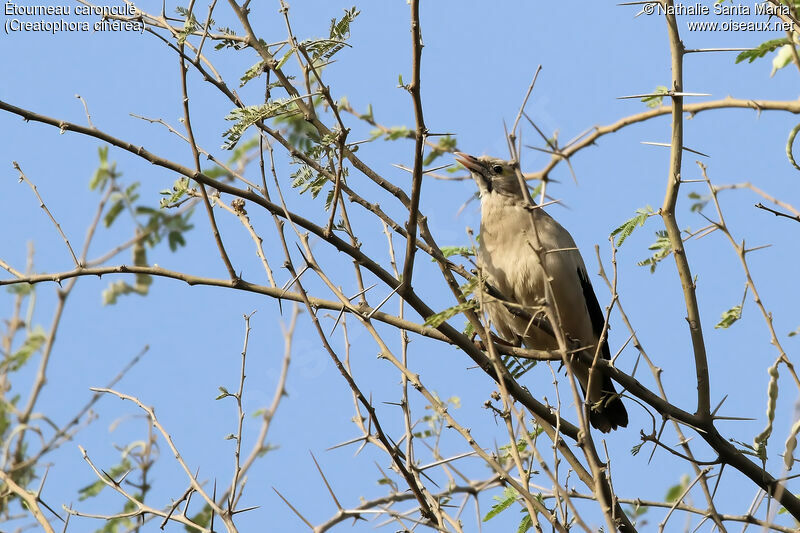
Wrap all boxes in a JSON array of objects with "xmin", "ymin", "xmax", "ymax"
[{"xmin": 661, "ymin": 0, "xmax": 711, "ymax": 419}]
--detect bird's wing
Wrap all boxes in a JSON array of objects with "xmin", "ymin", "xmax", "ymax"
[{"xmin": 576, "ymin": 266, "xmax": 611, "ymax": 360}]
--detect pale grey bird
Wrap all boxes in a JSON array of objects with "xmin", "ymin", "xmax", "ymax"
[{"xmin": 455, "ymin": 152, "xmax": 628, "ymax": 432}]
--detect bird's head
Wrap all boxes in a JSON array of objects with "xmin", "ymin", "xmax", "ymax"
[{"xmin": 454, "ymin": 152, "xmax": 524, "ymax": 199}]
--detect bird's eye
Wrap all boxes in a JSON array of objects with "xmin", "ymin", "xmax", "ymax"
[{"xmin": 492, "ymin": 165, "xmax": 503, "ymax": 174}]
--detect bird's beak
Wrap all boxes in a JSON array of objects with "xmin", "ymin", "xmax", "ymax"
[{"xmin": 454, "ymin": 152, "xmax": 483, "ymax": 173}]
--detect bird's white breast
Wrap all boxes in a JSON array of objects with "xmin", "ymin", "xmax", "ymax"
[{"xmin": 478, "ymin": 192, "xmax": 593, "ymax": 348}]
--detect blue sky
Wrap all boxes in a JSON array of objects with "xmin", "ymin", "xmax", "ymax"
[{"xmin": 2, "ymin": 1, "xmax": 800, "ymax": 531}]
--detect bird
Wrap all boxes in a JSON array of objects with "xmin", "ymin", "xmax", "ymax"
[{"xmin": 454, "ymin": 152, "xmax": 628, "ymax": 433}]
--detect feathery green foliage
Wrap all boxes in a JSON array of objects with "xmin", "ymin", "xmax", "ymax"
[
  {"xmin": 1, "ymin": 326, "xmax": 45, "ymax": 373},
  {"xmin": 664, "ymin": 474, "xmax": 690, "ymax": 503},
  {"xmin": 175, "ymin": 6, "xmax": 212, "ymax": 45},
  {"xmin": 637, "ymin": 230, "xmax": 673, "ymax": 273},
  {"xmin": 222, "ymin": 99, "xmax": 302, "ymax": 149},
  {"xmin": 303, "ymin": 7, "xmax": 360, "ymax": 66},
  {"xmin": 503, "ymin": 355, "xmax": 537, "ymax": 379},
  {"xmin": 641, "ymin": 86, "xmax": 669, "ymax": 108},
  {"xmin": 105, "ymin": 183, "xmax": 139, "ymax": 228},
  {"xmin": 735, "ymin": 38, "xmax": 790, "ymax": 64},
  {"xmin": 484, "ymin": 487, "xmax": 519, "ymax": 521},
  {"xmin": 424, "ymin": 135, "xmax": 457, "ymax": 165},
  {"xmin": 436, "ymin": 246, "xmax": 473, "ymax": 260},
  {"xmin": 688, "ymin": 191, "xmax": 711, "ymax": 212},
  {"xmin": 425, "ymin": 301, "xmax": 478, "ymax": 328},
  {"xmin": 214, "ymin": 27, "xmax": 246, "ymax": 50},
  {"xmin": 715, "ymin": 305, "xmax": 743, "ymax": 329},
  {"xmin": 611, "ymin": 205, "xmax": 653, "ymax": 246}
]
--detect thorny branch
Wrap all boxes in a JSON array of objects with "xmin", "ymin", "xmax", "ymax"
[{"xmin": 3, "ymin": 1, "xmax": 800, "ymax": 531}]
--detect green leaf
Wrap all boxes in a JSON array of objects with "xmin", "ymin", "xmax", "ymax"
[
  {"xmin": 275, "ymin": 48, "xmax": 294, "ymax": 71},
  {"xmin": 177, "ymin": 20, "xmax": 197, "ymax": 46},
  {"xmin": 6, "ymin": 284, "xmax": 33, "ymax": 296},
  {"xmin": 715, "ymin": 304, "xmax": 742, "ymax": 329},
  {"xmin": 329, "ymin": 7, "xmax": 359, "ymax": 41},
  {"xmin": 291, "ymin": 164, "xmax": 329, "ymax": 199},
  {"xmin": 503, "ymin": 355, "xmax": 537, "ymax": 379},
  {"xmin": 2, "ymin": 326, "xmax": 46, "ymax": 373},
  {"xmin": 160, "ymin": 177, "xmax": 190, "ymax": 208},
  {"xmin": 735, "ymin": 38, "xmax": 790, "ymax": 64},
  {"xmin": 664, "ymin": 474, "xmax": 690, "ymax": 503},
  {"xmin": 641, "ymin": 86, "xmax": 669, "ymax": 108},
  {"xmin": 630, "ymin": 442, "xmax": 644, "ymax": 456},
  {"xmin": 517, "ymin": 513, "xmax": 533, "ymax": 533},
  {"xmin": 687, "ymin": 191, "xmax": 711, "ymax": 212},
  {"xmin": 103, "ymin": 192, "xmax": 126, "ymax": 228},
  {"xmin": 105, "ymin": 183, "xmax": 139, "ymax": 227},
  {"xmin": 498, "ymin": 428, "xmax": 543, "ymax": 461},
  {"xmin": 459, "ymin": 277, "xmax": 478, "ymax": 298},
  {"xmin": 462, "ymin": 320, "xmax": 475, "ymax": 337},
  {"xmin": 789, "ymin": 326, "xmax": 800, "ymax": 337},
  {"xmin": 104, "ymin": 198, "xmax": 125, "ymax": 228},
  {"xmin": 435, "ymin": 246, "xmax": 473, "ymax": 260},
  {"xmin": 139, "ymin": 208, "xmax": 194, "ymax": 252},
  {"xmin": 611, "ymin": 205, "xmax": 653, "ymax": 246},
  {"xmin": 273, "ymin": 99, "xmax": 324, "ymax": 153},
  {"xmin": 371, "ymin": 125, "xmax": 412, "ymax": 141},
  {"xmin": 240, "ymin": 60, "xmax": 267, "ymax": 87},
  {"xmin": 214, "ymin": 27, "xmax": 246, "ymax": 51},
  {"xmin": 78, "ymin": 479, "xmax": 107, "ymax": 501},
  {"xmin": 222, "ymin": 99, "xmax": 302, "ymax": 150},
  {"xmin": 135, "ymin": 206, "xmax": 157, "ymax": 215},
  {"xmin": 216, "ymin": 386, "xmax": 233, "ymax": 400},
  {"xmin": 167, "ymin": 231, "xmax": 186, "ymax": 251},
  {"xmin": 530, "ymin": 182, "xmax": 544, "ymax": 200},
  {"xmin": 174, "ymin": 6, "xmax": 210, "ymax": 45},
  {"xmin": 89, "ymin": 146, "xmax": 119, "ymax": 191},
  {"xmin": 186, "ymin": 504, "xmax": 212, "ymax": 532},
  {"xmin": 424, "ymin": 301, "xmax": 477, "ymax": 328},
  {"xmin": 300, "ymin": 7, "xmax": 359, "ymax": 66},
  {"xmin": 483, "ymin": 487, "xmax": 518, "ymax": 521},
  {"xmin": 637, "ymin": 230, "xmax": 672, "ymax": 273},
  {"xmin": 423, "ymin": 135, "xmax": 457, "ymax": 166},
  {"xmin": 125, "ymin": 183, "xmax": 140, "ymax": 202},
  {"xmin": 324, "ymin": 187, "xmax": 337, "ymax": 211}
]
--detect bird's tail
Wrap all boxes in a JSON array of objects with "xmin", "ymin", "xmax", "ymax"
[{"xmin": 586, "ymin": 374, "xmax": 628, "ymax": 433}]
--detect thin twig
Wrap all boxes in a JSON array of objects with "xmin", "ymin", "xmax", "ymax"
[{"xmin": 13, "ymin": 162, "xmax": 80, "ymax": 267}]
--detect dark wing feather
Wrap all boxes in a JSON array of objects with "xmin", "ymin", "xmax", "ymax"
[
  {"xmin": 577, "ymin": 266, "xmax": 628, "ymax": 431},
  {"xmin": 576, "ymin": 267, "xmax": 611, "ymax": 361}
]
